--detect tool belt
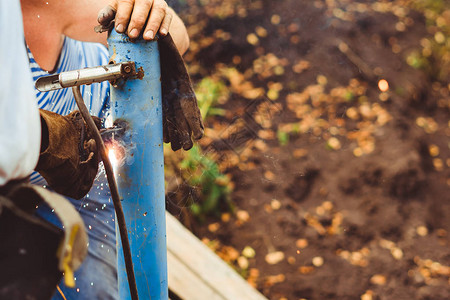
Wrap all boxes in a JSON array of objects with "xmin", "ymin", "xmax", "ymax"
[{"xmin": 0, "ymin": 182, "xmax": 88, "ymax": 300}]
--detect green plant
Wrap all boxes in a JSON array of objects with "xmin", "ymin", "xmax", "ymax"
[
  {"xmin": 195, "ymin": 77, "xmax": 228, "ymax": 119},
  {"xmin": 179, "ymin": 145, "xmax": 234, "ymax": 220},
  {"xmin": 406, "ymin": 0, "xmax": 449, "ymax": 81},
  {"xmin": 277, "ymin": 129, "xmax": 289, "ymax": 146},
  {"xmin": 164, "ymin": 74, "xmax": 234, "ymax": 221}
]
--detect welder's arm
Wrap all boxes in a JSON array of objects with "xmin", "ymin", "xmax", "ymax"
[
  {"xmin": 35, "ymin": 110, "xmax": 102, "ymax": 200},
  {"xmin": 0, "ymin": 0, "xmax": 41, "ymax": 186}
]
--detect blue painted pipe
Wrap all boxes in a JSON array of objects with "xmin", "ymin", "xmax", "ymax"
[{"xmin": 108, "ymin": 30, "xmax": 167, "ymax": 299}]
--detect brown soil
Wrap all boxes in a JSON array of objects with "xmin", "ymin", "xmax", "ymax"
[{"xmin": 168, "ymin": 1, "xmax": 450, "ymax": 299}]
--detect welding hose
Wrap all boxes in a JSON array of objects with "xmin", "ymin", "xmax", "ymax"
[{"xmin": 72, "ymin": 86, "xmax": 139, "ymax": 300}]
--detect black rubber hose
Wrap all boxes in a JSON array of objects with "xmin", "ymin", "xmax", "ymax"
[{"xmin": 72, "ymin": 86, "xmax": 139, "ymax": 300}]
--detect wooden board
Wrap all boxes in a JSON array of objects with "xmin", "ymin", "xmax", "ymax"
[{"xmin": 166, "ymin": 212, "xmax": 268, "ymax": 300}]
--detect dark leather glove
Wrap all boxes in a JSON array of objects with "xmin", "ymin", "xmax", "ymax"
[
  {"xmin": 159, "ymin": 33, "xmax": 204, "ymax": 151},
  {"xmin": 36, "ymin": 109, "xmax": 102, "ymax": 199}
]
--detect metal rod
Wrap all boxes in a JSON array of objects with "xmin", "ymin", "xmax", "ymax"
[{"xmin": 71, "ymin": 86, "xmax": 139, "ymax": 300}]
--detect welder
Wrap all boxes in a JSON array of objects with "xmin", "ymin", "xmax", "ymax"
[{"xmin": 0, "ymin": 0, "xmax": 104, "ymax": 298}]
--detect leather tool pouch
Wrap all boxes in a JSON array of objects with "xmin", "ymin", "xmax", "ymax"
[{"xmin": 0, "ymin": 183, "xmax": 87, "ymax": 300}]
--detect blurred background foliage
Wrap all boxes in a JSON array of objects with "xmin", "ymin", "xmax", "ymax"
[
  {"xmin": 406, "ymin": 0, "xmax": 449, "ymax": 81},
  {"xmin": 162, "ymin": 0, "xmax": 450, "ymax": 298},
  {"xmin": 165, "ymin": 0, "xmax": 450, "ymax": 222}
]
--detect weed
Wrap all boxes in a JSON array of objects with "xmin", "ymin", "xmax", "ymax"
[
  {"xmin": 406, "ymin": 0, "xmax": 450, "ymax": 82},
  {"xmin": 195, "ymin": 76, "xmax": 228, "ymax": 119},
  {"xmin": 179, "ymin": 145, "xmax": 234, "ymax": 220},
  {"xmin": 165, "ymin": 74, "xmax": 234, "ymax": 221}
]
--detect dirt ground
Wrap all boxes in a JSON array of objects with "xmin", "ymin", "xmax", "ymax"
[{"xmin": 168, "ymin": 0, "xmax": 450, "ymax": 299}]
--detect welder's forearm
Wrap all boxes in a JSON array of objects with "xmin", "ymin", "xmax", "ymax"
[
  {"xmin": 167, "ymin": 7, "xmax": 190, "ymax": 55},
  {"xmin": 0, "ymin": 0, "xmax": 41, "ymax": 186}
]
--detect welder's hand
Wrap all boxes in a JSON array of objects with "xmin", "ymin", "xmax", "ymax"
[
  {"xmin": 35, "ymin": 110, "xmax": 102, "ymax": 200},
  {"xmin": 159, "ymin": 33, "xmax": 204, "ymax": 151},
  {"xmin": 97, "ymin": 0, "xmax": 172, "ymax": 40}
]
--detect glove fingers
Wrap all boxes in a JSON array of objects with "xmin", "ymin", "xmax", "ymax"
[
  {"xmin": 174, "ymin": 104, "xmax": 194, "ymax": 150},
  {"xmin": 167, "ymin": 116, "xmax": 193, "ymax": 151},
  {"xmin": 179, "ymin": 120, "xmax": 194, "ymax": 151},
  {"xmin": 180, "ymin": 95, "xmax": 204, "ymax": 140},
  {"xmin": 167, "ymin": 120, "xmax": 182, "ymax": 151}
]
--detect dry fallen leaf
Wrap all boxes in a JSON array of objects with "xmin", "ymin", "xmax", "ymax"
[
  {"xmin": 237, "ymin": 256, "xmax": 249, "ymax": 269},
  {"xmin": 247, "ymin": 268, "xmax": 260, "ymax": 288},
  {"xmin": 247, "ymin": 33, "xmax": 259, "ymax": 45},
  {"xmin": 293, "ymin": 148, "xmax": 308, "ymax": 158},
  {"xmin": 221, "ymin": 213, "xmax": 231, "ymax": 223},
  {"xmin": 208, "ymin": 222, "xmax": 220, "ymax": 233},
  {"xmin": 271, "ymin": 199, "xmax": 281, "ymax": 210},
  {"xmin": 391, "ymin": 247, "xmax": 404, "ymax": 260},
  {"xmin": 370, "ymin": 274, "xmax": 387, "ymax": 285},
  {"xmin": 299, "ymin": 266, "xmax": 315, "ymax": 274},
  {"xmin": 416, "ymin": 226, "xmax": 428, "ymax": 237},
  {"xmin": 218, "ymin": 246, "xmax": 240, "ymax": 263},
  {"xmin": 312, "ymin": 256, "xmax": 324, "ymax": 267},
  {"xmin": 271, "ymin": 14, "xmax": 281, "ymax": 25},
  {"xmin": 255, "ymin": 26, "xmax": 268, "ymax": 37},
  {"xmin": 236, "ymin": 210, "xmax": 250, "ymax": 223},
  {"xmin": 296, "ymin": 239, "xmax": 309, "ymax": 249},
  {"xmin": 264, "ymin": 274, "xmax": 285, "ymax": 287},
  {"xmin": 287, "ymin": 256, "xmax": 296, "ymax": 264},
  {"xmin": 242, "ymin": 246, "xmax": 256, "ymax": 258},
  {"xmin": 361, "ymin": 290, "xmax": 374, "ymax": 300},
  {"xmin": 264, "ymin": 170, "xmax": 275, "ymax": 180},
  {"xmin": 265, "ymin": 251, "xmax": 285, "ymax": 265}
]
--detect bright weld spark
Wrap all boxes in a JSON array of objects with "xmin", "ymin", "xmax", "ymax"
[
  {"xmin": 108, "ymin": 148, "xmax": 118, "ymax": 173},
  {"xmin": 378, "ymin": 79, "xmax": 389, "ymax": 92}
]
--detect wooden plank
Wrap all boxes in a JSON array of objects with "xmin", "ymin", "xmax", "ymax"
[
  {"xmin": 167, "ymin": 251, "xmax": 224, "ymax": 300},
  {"xmin": 166, "ymin": 212, "xmax": 267, "ymax": 300}
]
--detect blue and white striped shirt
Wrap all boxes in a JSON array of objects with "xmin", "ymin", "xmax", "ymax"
[{"xmin": 28, "ymin": 37, "xmax": 110, "ymax": 185}]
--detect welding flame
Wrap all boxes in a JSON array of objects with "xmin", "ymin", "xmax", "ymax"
[{"xmin": 108, "ymin": 148, "xmax": 118, "ymax": 171}]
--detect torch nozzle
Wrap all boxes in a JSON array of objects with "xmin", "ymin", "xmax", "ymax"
[{"xmin": 100, "ymin": 119, "xmax": 129, "ymax": 143}]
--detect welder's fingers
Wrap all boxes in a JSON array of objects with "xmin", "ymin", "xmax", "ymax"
[
  {"xmin": 126, "ymin": 0, "xmax": 153, "ymax": 39},
  {"xmin": 180, "ymin": 97, "xmax": 204, "ymax": 140},
  {"xmin": 97, "ymin": 5, "xmax": 117, "ymax": 26},
  {"xmin": 113, "ymin": 0, "xmax": 135, "ymax": 33},
  {"xmin": 156, "ymin": 10, "xmax": 173, "ymax": 37},
  {"xmin": 143, "ymin": 0, "xmax": 169, "ymax": 40}
]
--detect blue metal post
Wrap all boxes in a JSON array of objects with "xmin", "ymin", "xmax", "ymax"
[{"xmin": 108, "ymin": 30, "xmax": 167, "ymax": 299}]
